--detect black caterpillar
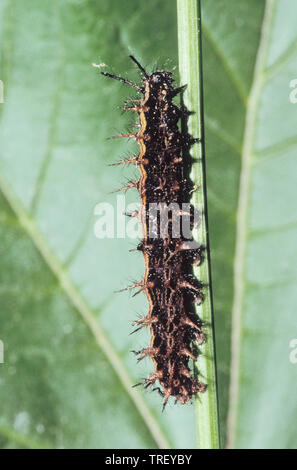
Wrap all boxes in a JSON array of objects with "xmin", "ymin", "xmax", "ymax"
[{"xmin": 101, "ymin": 56, "xmax": 206, "ymax": 408}]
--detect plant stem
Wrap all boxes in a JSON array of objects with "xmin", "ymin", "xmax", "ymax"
[{"xmin": 177, "ymin": 0, "xmax": 220, "ymax": 449}]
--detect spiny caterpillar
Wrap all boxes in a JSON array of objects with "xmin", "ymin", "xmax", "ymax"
[{"xmin": 101, "ymin": 56, "xmax": 206, "ymax": 408}]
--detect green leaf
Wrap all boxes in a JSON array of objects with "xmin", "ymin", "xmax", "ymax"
[
  {"xmin": 227, "ymin": 0, "xmax": 297, "ymax": 449},
  {"xmin": 1, "ymin": 0, "xmax": 284, "ymax": 449},
  {"xmin": 0, "ymin": 0, "xmax": 196, "ymax": 449}
]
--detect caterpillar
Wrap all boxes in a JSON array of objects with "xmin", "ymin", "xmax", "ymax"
[{"xmin": 101, "ymin": 56, "xmax": 206, "ymax": 408}]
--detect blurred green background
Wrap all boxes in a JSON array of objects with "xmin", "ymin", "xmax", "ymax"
[{"xmin": 0, "ymin": 0, "xmax": 296, "ymax": 449}]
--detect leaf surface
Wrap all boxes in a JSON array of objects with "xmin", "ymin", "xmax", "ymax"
[
  {"xmin": 0, "ymin": 0, "xmax": 266, "ymax": 448},
  {"xmin": 228, "ymin": 0, "xmax": 297, "ymax": 449}
]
